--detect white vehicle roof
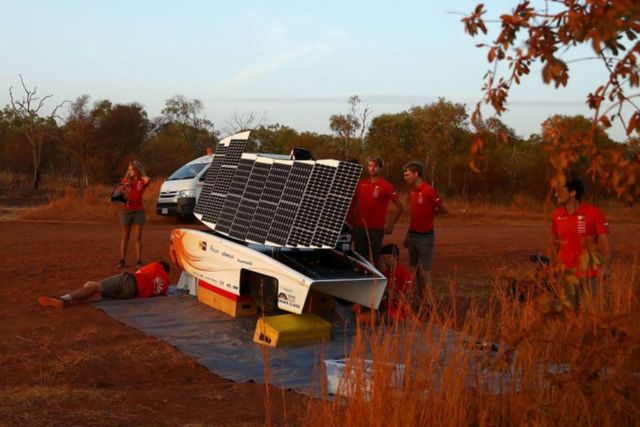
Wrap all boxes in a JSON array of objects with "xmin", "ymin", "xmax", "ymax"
[{"xmin": 186, "ymin": 154, "xmax": 214, "ymax": 165}]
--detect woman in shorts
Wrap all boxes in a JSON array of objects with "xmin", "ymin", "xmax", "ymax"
[{"xmin": 119, "ymin": 160, "xmax": 150, "ymax": 268}]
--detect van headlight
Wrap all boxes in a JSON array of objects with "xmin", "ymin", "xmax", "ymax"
[{"xmin": 178, "ymin": 189, "xmax": 196, "ymax": 198}]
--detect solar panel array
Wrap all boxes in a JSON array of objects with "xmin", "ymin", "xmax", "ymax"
[{"xmin": 194, "ymin": 131, "xmax": 362, "ymax": 248}]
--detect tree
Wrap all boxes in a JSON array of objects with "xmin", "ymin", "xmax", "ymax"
[
  {"xmin": 223, "ymin": 111, "xmax": 266, "ymax": 135},
  {"xmin": 159, "ymin": 95, "xmax": 217, "ymax": 155},
  {"xmin": 8, "ymin": 76, "xmax": 66, "ymax": 189},
  {"xmin": 62, "ymin": 95, "xmax": 95, "ymax": 186},
  {"xmin": 90, "ymin": 101, "xmax": 150, "ymax": 183},
  {"xmin": 249, "ymin": 124, "xmax": 299, "ymax": 154},
  {"xmin": 409, "ymin": 98, "xmax": 469, "ymax": 186},
  {"xmin": 329, "ymin": 95, "xmax": 371, "ymax": 159},
  {"xmin": 463, "ymin": 1, "xmax": 640, "ymax": 202}
]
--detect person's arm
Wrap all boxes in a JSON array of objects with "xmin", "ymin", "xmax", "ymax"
[
  {"xmin": 385, "ymin": 198, "xmax": 404, "ymax": 234},
  {"xmin": 435, "ymin": 197, "xmax": 448, "ymax": 214},
  {"xmin": 598, "ymin": 233, "xmax": 613, "ymax": 277},
  {"xmin": 142, "ymin": 175, "xmax": 151, "ymax": 185}
]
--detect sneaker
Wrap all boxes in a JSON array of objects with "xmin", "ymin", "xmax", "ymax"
[
  {"xmin": 136, "ymin": 260, "xmax": 144, "ymax": 269},
  {"xmin": 117, "ymin": 259, "xmax": 125, "ymax": 268},
  {"xmin": 38, "ymin": 296, "xmax": 66, "ymax": 309}
]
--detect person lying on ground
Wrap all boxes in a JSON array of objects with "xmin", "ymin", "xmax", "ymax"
[{"xmin": 38, "ymin": 261, "xmax": 171, "ymax": 309}]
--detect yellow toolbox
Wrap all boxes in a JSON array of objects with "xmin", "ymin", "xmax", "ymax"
[
  {"xmin": 253, "ymin": 313, "xmax": 332, "ymax": 347},
  {"xmin": 197, "ymin": 280, "xmax": 257, "ymax": 318}
]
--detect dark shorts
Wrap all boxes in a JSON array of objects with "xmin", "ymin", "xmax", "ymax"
[
  {"xmin": 100, "ymin": 272, "xmax": 138, "ymax": 299},
  {"xmin": 407, "ymin": 230, "xmax": 435, "ymax": 270},
  {"xmin": 353, "ymin": 227, "xmax": 384, "ymax": 264},
  {"xmin": 121, "ymin": 209, "xmax": 145, "ymax": 226}
]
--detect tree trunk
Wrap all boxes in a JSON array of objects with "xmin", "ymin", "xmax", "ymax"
[
  {"xmin": 33, "ymin": 167, "xmax": 41, "ymax": 190},
  {"xmin": 32, "ymin": 145, "xmax": 41, "ymax": 190}
]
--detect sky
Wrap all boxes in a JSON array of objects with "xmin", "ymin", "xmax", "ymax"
[{"xmin": 0, "ymin": 0, "xmax": 628, "ymax": 141}]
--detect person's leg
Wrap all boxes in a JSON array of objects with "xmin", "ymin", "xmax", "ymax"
[
  {"xmin": 407, "ymin": 233, "xmax": 422, "ymax": 305},
  {"xmin": 38, "ymin": 281, "xmax": 103, "ymax": 308},
  {"xmin": 132, "ymin": 210, "xmax": 146, "ymax": 266},
  {"xmin": 120, "ymin": 225, "xmax": 131, "ymax": 265},
  {"xmin": 132, "ymin": 224, "xmax": 143, "ymax": 265},
  {"xmin": 369, "ymin": 230, "xmax": 384, "ymax": 268},
  {"xmin": 417, "ymin": 233, "xmax": 435, "ymax": 289},
  {"xmin": 353, "ymin": 227, "xmax": 371, "ymax": 262},
  {"xmin": 68, "ymin": 281, "xmax": 103, "ymax": 301},
  {"xmin": 100, "ymin": 272, "xmax": 137, "ymax": 299},
  {"xmin": 411, "ymin": 233, "xmax": 435, "ymax": 309}
]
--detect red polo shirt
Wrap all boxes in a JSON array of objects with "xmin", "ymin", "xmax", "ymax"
[
  {"xmin": 551, "ymin": 203, "xmax": 609, "ymax": 278},
  {"xmin": 354, "ymin": 178, "xmax": 399, "ymax": 229},
  {"xmin": 382, "ymin": 265, "xmax": 412, "ymax": 320},
  {"xmin": 409, "ymin": 182, "xmax": 443, "ymax": 233},
  {"xmin": 134, "ymin": 262, "xmax": 170, "ymax": 298},
  {"xmin": 121, "ymin": 176, "xmax": 149, "ymax": 211}
]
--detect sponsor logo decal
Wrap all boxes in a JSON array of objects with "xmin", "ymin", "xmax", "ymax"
[
  {"xmin": 153, "ymin": 277, "xmax": 166, "ymax": 294},
  {"xmin": 222, "ymin": 251, "xmax": 234, "ymax": 259},
  {"xmin": 278, "ymin": 293, "xmax": 296, "ymax": 303},
  {"xmin": 199, "ymin": 241, "xmax": 207, "ymax": 251}
]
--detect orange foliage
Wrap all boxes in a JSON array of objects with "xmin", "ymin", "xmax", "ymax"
[{"xmin": 464, "ymin": 1, "xmax": 640, "ymax": 203}]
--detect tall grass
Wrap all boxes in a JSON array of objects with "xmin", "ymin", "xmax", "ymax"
[{"xmin": 304, "ymin": 262, "xmax": 640, "ymax": 426}]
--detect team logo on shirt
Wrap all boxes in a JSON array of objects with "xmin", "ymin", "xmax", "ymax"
[
  {"xmin": 577, "ymin": 214, "xmax": 586, "ymax": 234},
  {"xmin": 373, "ymin": 186, "xmax": 380, "ymax": 198},
  {"xmin": 153, "ymin": 277, "xmax": 166, "ymax": 294},
  {"xmin": 417, "ymin": 192, "xmax": 424, "ymax": 205}
]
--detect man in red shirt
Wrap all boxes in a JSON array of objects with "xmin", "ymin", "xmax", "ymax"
[
  {"xmin": 379, "ymin": 244, "xmax": 412, "ymax": 321},
  {"xmin": 352, "ymin": 157, "xmax": 404, "ymax": 267},
  {"xmin": 402, "ymin": 161, "xmax": 448, "ymax": 303},
  {"xmin": 38, "ymin": 261, "xmax": 171, "ymax": 308},
  {"xmin": 551, "ymin": 176, "xmax": 612, "ymax": 302}
]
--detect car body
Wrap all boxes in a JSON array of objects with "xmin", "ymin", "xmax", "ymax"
[{"xmin": 156, "ymin": 154, "xmax": 213, "ymax": 217}]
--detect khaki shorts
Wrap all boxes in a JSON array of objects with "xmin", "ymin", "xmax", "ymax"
[
  {"xmin": 121, "ymin": 210, "xmax": 145, "ymax": 226},
  {"xmin": 100, "ymin": 272, "xmax": 138, "ymax": 299},
  {"xmin": 407, "ymin": 230, "xmax": 435, "ymax": 270}
]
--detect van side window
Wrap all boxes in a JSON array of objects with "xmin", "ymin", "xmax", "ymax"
[{"xmin": 199, "ymin": 166, "xmax": 209, "ymax": 181}]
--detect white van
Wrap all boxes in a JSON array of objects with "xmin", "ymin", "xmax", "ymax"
[{"xmin": 156, "ymin": 154, "xmax": 213, "ymax": 217}]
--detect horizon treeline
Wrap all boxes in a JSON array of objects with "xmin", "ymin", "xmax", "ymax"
[{"xmin": 1, "ymin": 93, "xmax": 636, "ymax": 203}]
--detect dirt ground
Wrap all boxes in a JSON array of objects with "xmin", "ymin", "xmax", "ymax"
[{"xmin": 1, "ymin": 219, "xmax": 638, "ymax": 426}]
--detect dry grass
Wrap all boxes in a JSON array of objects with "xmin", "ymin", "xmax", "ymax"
[
  {"xmin": 6, "ymin": 177, "xmax": 639, "ymax": 226},
  {"xmin": 303, "ymin": 262, "xmax": 640, "ymax": 426},
  {"xmin": 14, "ymin": 180, "xmax": 177, "ymax": 224}
]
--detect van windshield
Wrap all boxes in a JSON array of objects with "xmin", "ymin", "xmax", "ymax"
[{"xmin": 166, "ymin": 163, "xmax": 208, "ymax": 180}]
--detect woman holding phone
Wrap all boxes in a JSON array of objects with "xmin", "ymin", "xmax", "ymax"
[{"xmin": 118, "ymin": 160, "xmax": 150, "ymax": 268}]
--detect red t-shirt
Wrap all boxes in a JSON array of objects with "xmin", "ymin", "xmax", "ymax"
[
  {"xmin": 354, "ymin": 178, "xmax": 399, "ymax": 229},
  {"xmin": 551, "ymin": 203, "xmax": 609, "ymax": 278},
  {"xmin": 382, "ymin": 265, "xmax": 412, "ymax": 320},
  {"xmin": 134, "ymin": 262, "xmax": 170, "ymax": 298},
  {"xmin": 409, "ymin": 182, "xmax": 442, "ymax": 233},
  {"xmin": 121, "ymin": 176, "xmax": 149, "ymax": 211}
]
